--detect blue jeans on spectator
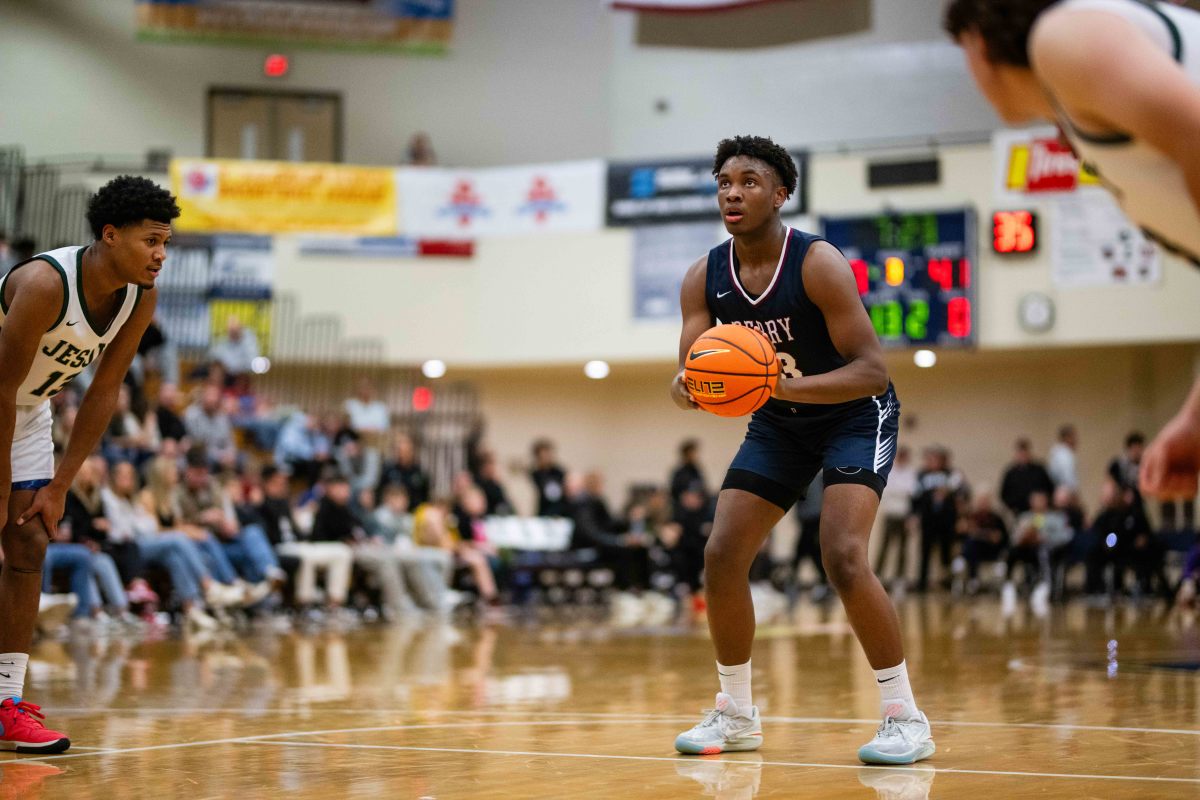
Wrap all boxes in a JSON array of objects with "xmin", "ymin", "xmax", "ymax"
[
  {"xmin": 194, "ymin": 533, "xmax": 240, "ymax": 585},
  {"xmin": 138, "ymin": 533, "xmax": 214, "ymax": 605},
  {"xmin": 220, "ymin": 524, "xmax": 279, "ymax": 583},
  {"xmin": 90, "ymin": 551, "xmax": 129, "ymax": 612},
  {"xmin": 42, "ymin": 543, "xmax": 95, "ymax": 618}
]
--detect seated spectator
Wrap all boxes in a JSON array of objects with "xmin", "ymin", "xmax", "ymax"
[
  {"xmin": 144, "ymin": 454, "xmax": 249, "ymax": 597},
  {"xmin": 62, "ymin": 457, "xmax": 139, "ymax": 626},
  {"xmin": 1003, "ymin": 491, "xmax": 1068, "ymax": 611},
  {"xmin": 103, "ymin": 383, "xmax": 159, "ymax": 469},
  {"xmin": 1085, "ymin": 479, "xmax": 1166, "ymax": 600},
  {"xmin": 153, "ymin": 382, "xmax": 188, "ymax": 445},
  {"xmin": 184, "ymin": 385, "xmax": 237, "ymax": 469},
  {"xmin": 178, "ymin": 447, "xmax": 284, "ymax": 590},
  {"xmin": 105, "ymin": 461, "xmax": 233, "ymax": 630},
  {"xmin": 274, "ymin": 411, "xmax": 331, "ymax": 487},
  {"xmin": 530, "ymin": 439, "xmax": 567, "ymax": 518},
  {"xmin": 207, "ymin": 316, "xmax": 261, "ymax": 379},
  {"xmin": 472, "ymin": 450, "xmax": 513, "ymax": 516},
  {"xmin": 336, "ymin": 435, "xmax": 381, "ymax": 498},
  {"xmin": 1000, "ymin": 438, "xmax": 1054, "ymax": 517},
  {"xmin": 566, "ymin": 472, "xmax": 650, "ymax": 593},
  {"xmin": 377, "ymin": 432, "xmax": 430, "ymax": 508},
  {"xmin": 344, "ymin": 378, "xmax": 390, "ymax": 440},
  {"xmin": 414, "ymin": 498, "xmax": 500, "ymax": 610},
  {"xmin": 960, "ymin": 494, "xmax": 1008, "ymax": 593},
  {"xmin": 373, "ymin": 484, "xmax": 452, "ymax": 612},
  {"xmin": 279, "ymin": 473, "xmax": 356, "ymax": 619}
]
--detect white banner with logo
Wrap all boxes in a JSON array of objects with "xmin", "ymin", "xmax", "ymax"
[{"xmin": 397, "ymin": 161, "xmax": 605, "ymax": 238}]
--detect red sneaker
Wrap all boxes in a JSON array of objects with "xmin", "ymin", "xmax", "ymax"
[{"xmin": 0, "ymin": 699, "xmax": 70, "ymax": 754}]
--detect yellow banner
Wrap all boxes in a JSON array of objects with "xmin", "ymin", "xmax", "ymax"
[{"xmin": 171, "ymin": 159, "xmax": 398, "ymax": 235}]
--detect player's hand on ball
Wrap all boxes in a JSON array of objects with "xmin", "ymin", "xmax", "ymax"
[
  {"xmin": 671, "ymin": 370, "xmax": 699, "ymax": 411},
  {"xmin": 1140, "ymin": 410, "xmax": 1200, "ymax": 500}
]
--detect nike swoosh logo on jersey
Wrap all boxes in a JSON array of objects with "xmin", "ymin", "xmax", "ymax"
[
  {"xmin": 717, "ymin": 290, "xmax": 733, "ymax": 298},
  {"xmin": 689, "ymin": 349, "xmax": 730, "ymax": 361},
  {"xmin": 66, "ymin": 320, "xmax": 79, "ymax": 326}
]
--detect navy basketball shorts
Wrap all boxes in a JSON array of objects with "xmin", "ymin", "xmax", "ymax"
[{"xmin": 722, "ymin": 387, "xmax": 900, "ymax": 511}]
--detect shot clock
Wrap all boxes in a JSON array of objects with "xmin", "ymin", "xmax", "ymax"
[{"xmin": 821, "ymin": 209, "xmax": 977, "ymax": 348}]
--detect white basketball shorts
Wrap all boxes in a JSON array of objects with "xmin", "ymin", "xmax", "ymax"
[{"xmin": 12, "ymin": 401, "xmax": 53, "ymax": 489}]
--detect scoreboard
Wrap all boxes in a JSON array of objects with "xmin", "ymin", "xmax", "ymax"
[{"xmin": 820, "ymin": 209, "xmax": 977, "ymax": 348}]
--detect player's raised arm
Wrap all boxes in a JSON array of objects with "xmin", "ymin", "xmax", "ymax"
[
  {"xmin": 0, "ymin": 265, "xmax": 67, "ymax": 530},
  {"xmin": 671, "ymin": 256, "xmax": 711, "ymax": 411},
  {"xmin": 1031, "ymin": 8, "xmax": 1200, "ymax": 213},
  {"xmin": 773, "ymin": 241, "xmax": 888, "ymax": 404}
]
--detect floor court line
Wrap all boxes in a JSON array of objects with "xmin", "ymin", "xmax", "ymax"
[
  {"xmin": 19, "ymin": 718, "xmax": 1200, "ymax": 786},
  {"xmin": 48, "ymin": 706, "xmax": 1200, "ymax": 738},
  {"xmin": 243, "ymin": 739, "xmax": 1200, "ymax": 785}
]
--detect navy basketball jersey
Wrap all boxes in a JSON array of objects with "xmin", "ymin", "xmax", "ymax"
[{"xmin": 704, "ymin": 226, "xmax": 873, "ymax": 419}]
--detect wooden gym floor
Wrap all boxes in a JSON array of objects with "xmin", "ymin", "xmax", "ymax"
[{"xmin": 5, "ymin": 598, "xmax": 1200, "ymax": 799}]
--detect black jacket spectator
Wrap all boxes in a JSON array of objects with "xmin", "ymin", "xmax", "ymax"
[
  {"xmin": 999, "ymin": 440, "xmax": 1054, "ymax": 515},
  {"xmin": 312, "ymin": 495, "xmax": 365, "ymax": 544}
]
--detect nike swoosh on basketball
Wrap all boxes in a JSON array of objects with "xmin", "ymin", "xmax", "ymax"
[
  {"xmin": 689, "ymin": 349, "xmax": 730, "ymax": 361},
  {"xmin": 717, "ymin": 290, "xmax": 733, "ymax": 298}
]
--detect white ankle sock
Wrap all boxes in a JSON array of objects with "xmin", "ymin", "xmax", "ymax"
[
  {"xmin": 874, "ymin": 660, "xmax": 918, "ymax": 720},
  {"xmin": 0, "ymin": 654, "xmax": 29, "ymax": 701},
  {"xmin": 717, "ymin": 659, "xmax": 753, "ymax": 713}
]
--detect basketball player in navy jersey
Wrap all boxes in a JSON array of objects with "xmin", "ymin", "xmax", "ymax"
[
  {"xmin": 0, "ymin": 176, "xmax": 178, "ymax": 752},
  {"xmin": 670, "ymin": 136, "xmax": 933, "ymax": 764},
  {"xmin": 947, "ymin": 0, "xmax": 1200, "ymax": 510}
]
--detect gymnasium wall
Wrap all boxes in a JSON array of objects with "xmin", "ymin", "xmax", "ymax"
[
  {"xmin": 0, "ymin": 0, "xmax": 994, "ymax": 165},
  {"xmin": 274, "ymin": 142, "xmax": 1200, "ymax": 366}
]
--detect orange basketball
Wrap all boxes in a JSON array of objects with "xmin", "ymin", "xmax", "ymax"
[{"xmin": 684, "ymin": 323, "xmax": 778, "ymax": 417}]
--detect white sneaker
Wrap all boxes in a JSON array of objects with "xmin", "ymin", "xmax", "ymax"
[
  {"xmin": 858, "ymin": 764, "xmax": 936, "ymax": 800},
  {"xmin": 674, "ymin": 693, "xmax": 763, "ymax": 755},
  {"xmin": 1001, "ymin": 582, "xmax": 1017, "ymax": 617},
  {"xmin": 858, "ymin": 711, "xmax": 935, "ymax": 765},
  {"xmin": 675, "ymin": 752, "xmax": 762, "ymax": 800},
  {"xmin": 1031, "ymin": 581, "xmax": 1051, "ymax": 617},
  {"xmin": 186, "ymin": 606, "xmax": 219, "ymax": 633},
  {"xmin": 241, "ymin": 580, "xmax": 274, "ymax": 607},
  {"xmin": 204, "ymin": 581, "xmax": 240, "ymax": 608}
]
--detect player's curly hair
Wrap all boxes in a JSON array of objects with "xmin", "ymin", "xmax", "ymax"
[
  {"xmin": 712, "ymin": 135, "xmax": 797, "ymax": 198},
  {"xmin": 85, "ymin": 175, "xmax": 180, "ymax": 239},
  {"xmin": 943, "ymin": 0, "xmax": 1061, "ymax": 67}
]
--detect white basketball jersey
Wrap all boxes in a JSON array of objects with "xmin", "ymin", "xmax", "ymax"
[
  {"xmin": 1053, "ymin": 0, "xmax": 1200, "ymax": 262},
  {"xmin": 0, "ymin": 245, "xmax": 143, "ymax": 406}
]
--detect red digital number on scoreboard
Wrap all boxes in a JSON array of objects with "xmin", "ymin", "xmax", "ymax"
[
  {"xmin": 947, "ymin": 297, "xmax": 971, "ymax": 338},
  {"xmin": 992, "ymin": 210, "xmax": 1037, "ymax": 254},
  {"xmin": 849, "ymin": 258, "xmax": 869, "ymax": 296}
]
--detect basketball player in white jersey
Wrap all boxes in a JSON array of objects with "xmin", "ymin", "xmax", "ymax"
[
  {"xmin": 0, "ymin": 176, "xmax": 178, "ymax": 752},
  {"xmin": 947, "ymin": 0, "xmax": 1200, "ymax": 505}
]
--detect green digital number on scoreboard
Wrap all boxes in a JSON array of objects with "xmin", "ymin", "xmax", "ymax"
[{"xmin": 821, "ymin": 209, "xmax": 977, "ymax": 348}]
